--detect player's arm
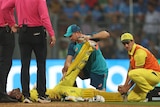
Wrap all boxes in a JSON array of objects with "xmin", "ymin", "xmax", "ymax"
[
  {"xmin": 118, "ymin": 65, "xmax": 134, "ymax": 94},
  {"xmin": 80, "ymin": 30, "xmax": 110, "ymax": 42},
  {"xmin": 124, "ymin": 65, "xmax": 133, "ymax": 86},
  {"xmin": 62, "ymin": 42, "xmax": 75, "ymax": 76},
  {"xmin": 62, "ymin": 55, "xmax": 73, "ymax": 75},
  {"xmin": 90, "ymin": 30, "xmax": 110, "ymax": 40}
]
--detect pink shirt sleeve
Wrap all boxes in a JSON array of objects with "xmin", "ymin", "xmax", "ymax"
[
  {"xmin": 1, "ymin": 0, "xmax": 16, "ymax": 27},
  {"xmin": 38, "ymin": 0, "xmax": 55, "ymax": 37}
]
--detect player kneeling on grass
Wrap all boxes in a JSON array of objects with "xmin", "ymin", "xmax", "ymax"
[{"xmin": 62, "ymin": 24, "xmax": 110, "ymax": 91}]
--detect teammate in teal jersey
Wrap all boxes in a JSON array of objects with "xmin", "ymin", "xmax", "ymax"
[{"xmin": 62, "ymin": 24, "xmax": 110, "ymax": 91}]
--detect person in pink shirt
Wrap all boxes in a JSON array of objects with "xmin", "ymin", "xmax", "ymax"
[
  {"xmin": 2, "ymin": 0, "xmax": 56, "ymax": 103},
  {"xmin": 0, "ymin": 0, "xmax": 18, "ymax": 103}
]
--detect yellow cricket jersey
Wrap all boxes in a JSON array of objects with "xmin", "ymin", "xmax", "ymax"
[{"xmin": 128, "ymin": 44, "xmax": 160, "ymax": 72}]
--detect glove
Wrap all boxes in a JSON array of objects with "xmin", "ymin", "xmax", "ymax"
[{"xmin": 88, "ymin": 40, "xmax": 99, "ymax": 50}]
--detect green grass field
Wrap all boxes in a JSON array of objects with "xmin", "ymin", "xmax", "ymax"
[
  {"xmin": 106, "ymin": 102, "xmax": 160, "ymax": 106},
  {"xmin": 0, "ymin": 101, "xmax": 160, "ymax": 107}
]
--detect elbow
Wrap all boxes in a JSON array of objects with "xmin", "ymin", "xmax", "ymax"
[
  {"xmin": 107, "ymin": 31, "xmax": 110, "ymax": 37},
  {"xmin": 104, "ymin": 31, "xmax": 110, "ymax": 38}
]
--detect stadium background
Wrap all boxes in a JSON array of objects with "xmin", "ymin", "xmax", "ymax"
[{"xmin": 5, "ymin": 0, "xmax": 160, "ymax": 92}]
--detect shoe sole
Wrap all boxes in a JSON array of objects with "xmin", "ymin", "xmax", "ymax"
[{"xmin": 37, "ymin": 99, "xmax": 51, "ymax": 103}]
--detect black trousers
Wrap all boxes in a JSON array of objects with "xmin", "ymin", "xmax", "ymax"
[
  {"xmin": 19, "ymin": 26, "xmax": 47, "ymax": 97},
  {"xmin": 0, "ymin": 27, "xmax": 15, "ymax": 96}
]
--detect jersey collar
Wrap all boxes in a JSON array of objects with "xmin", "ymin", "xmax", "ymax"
[{"xmin": 128, "ymin": 43, "xmax": 136, "ymax": 55}]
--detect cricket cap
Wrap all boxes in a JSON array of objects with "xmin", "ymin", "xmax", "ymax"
[
  {"xmin": 120, "ymin": 33, "xmax": 134, "ymax": 42},
  {"xmin": 64, "ymin": 24, "xmax": 81, "ymax": 37}
]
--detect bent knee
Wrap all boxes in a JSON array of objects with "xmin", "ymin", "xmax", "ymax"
[
  {"xmin": 128, "ymin": 69, "xmax": 143, "ymax": 78},
  {"xmin": 128, "ymin": 70, "xmax": 137, "ymax": 78}
]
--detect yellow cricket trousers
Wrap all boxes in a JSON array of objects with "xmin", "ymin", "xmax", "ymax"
[{"xmin": 128, "ymin": 68, "xmax": 160, "ymax": 101}]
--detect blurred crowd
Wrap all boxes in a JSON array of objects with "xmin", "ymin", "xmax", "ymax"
[{"xmin": 13, "ymin": 0, "xmax": 160, "ymax": 59}]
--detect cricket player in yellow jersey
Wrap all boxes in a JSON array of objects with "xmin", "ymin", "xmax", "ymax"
[{"xmin": 118, "ymin": 33, "xmax": 160, "ymax": 102}]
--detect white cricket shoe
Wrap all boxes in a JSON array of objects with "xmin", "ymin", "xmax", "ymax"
[{"xmin": 88, "ymin": 95, "xmax": 105, "ymax": 102}]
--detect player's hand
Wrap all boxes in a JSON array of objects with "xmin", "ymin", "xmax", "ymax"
[
  {"xmin": 61, "ymin": 67, "xmax": 68, "ymax": 81},
  {"xmin": 118, "ymin": 85, "xmax": 128, "ymax": 94},
  {"xmin": 88, "ymin": 40, "xmax": 99, "ymax": 50},
  {"xmin": 11, "ymin": 24, "xmax": 19, "ymax": 33},
  {"xmin": 62, "ymin": 66, "xmax": 68, "ymax": 75},
  {"xmin": 61, "ymin": 72, "xmax": 67, "ymax": 81},
  {"xmin": 118, "ymin": 85, "xmax": 123, "ymax": 94},
  {"xmin": 50, "ymin": 36, "xmax": 56, "ymax": 47},
  {"xmin": 78, "ymin": 35, "xmax": 90, "ymax": 42}
]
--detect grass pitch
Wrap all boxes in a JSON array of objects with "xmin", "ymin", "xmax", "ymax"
[{"xmin": 0, "ymin": 101, "xmax": 160, "ymax": 107}]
